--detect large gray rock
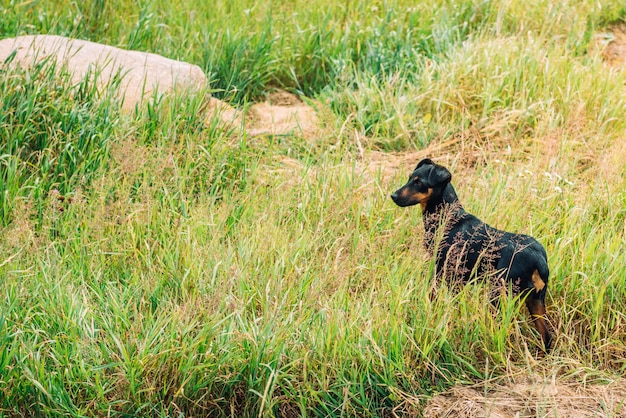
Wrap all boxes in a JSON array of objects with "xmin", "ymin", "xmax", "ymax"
[{"xmin": 0, "ymin": 34, "xmax": 207, "ymax": 111}]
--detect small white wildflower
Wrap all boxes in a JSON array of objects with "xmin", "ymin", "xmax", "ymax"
[
  {"xmin": 543, "ymin": 172, "xmax": 552, "ymax": 179},
  {"xmin": 554, "ymin": 186, "xmax": 562, "ymax": 193}
]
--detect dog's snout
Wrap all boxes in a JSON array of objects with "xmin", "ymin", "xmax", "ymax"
[{"xmin": 391, "ymin": 192, "xmax": 398, "ymax": 201}]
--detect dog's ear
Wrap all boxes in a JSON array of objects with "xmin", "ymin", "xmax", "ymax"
[
  {"xmin": 414, "ymin": 159, "xmax": 451, "ymax": 187},
  {"xmin": 415, "ymin": 158, "xmax": 435, "ymax": 170},
  {"xmin": 425, "ymin": 163, "xmax": 452, "ymax": 188}
]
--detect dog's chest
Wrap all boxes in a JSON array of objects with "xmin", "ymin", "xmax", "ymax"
[{"xmin": 424, "ymin": 214, "xmax": 504, "ymax": 281}]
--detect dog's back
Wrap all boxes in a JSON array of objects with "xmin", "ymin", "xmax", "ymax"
[{"xmin": 439, "ymin": 210, "xmax": 549, "ymax": 288}]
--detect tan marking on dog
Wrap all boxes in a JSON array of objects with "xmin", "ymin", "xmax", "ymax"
[
  {"xmin": 532, "ymin": 269, "xmax": 545, "ymax": 292},
  {"xmin": 417, "ymin": 188, "xmax": 433, "ymax": 211}
]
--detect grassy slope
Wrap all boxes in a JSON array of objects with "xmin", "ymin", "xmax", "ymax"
[{"xmin": 1, "ymin": 0, "xmax": 626, "ymax": 416}]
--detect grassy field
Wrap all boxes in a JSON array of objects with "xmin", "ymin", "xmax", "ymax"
[{"xmin": 1, "ymin": 0, "xmax": 626, "ymax": 416}]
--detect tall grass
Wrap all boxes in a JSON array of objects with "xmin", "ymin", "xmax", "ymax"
[
  {"xmin": 1, "ymin": 0, "xmax": 626, "ymax": 416},
  {"xmin": 0, "ymin": 60, "xmax": 120, "ymax": 226},
  {"xmin": 5, "ymin": 0, "xmax": 623, "ymax": 101}
]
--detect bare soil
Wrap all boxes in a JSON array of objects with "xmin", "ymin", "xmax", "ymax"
[
  {"xmin": 600, "ymin": 24, "xmax": 626, "ymax": 67},
  {"xmin": 423, "ymin": 376, "xmax": 626, "ymax": 418},
  {"xmin": 245, "ymin": 90, "xmax": 320, "ymax": 139}
]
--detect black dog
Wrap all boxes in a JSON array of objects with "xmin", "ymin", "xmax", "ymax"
[{"xmin": 391, "ymin": 158, "xmax": 552, "ymax": 351}]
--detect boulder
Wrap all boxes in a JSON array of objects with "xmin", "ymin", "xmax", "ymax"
[{"xmin": 0, "ymin": 34, "xmax": 207, "ymax": 111}]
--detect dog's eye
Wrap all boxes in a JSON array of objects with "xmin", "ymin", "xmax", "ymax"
[{"xmin": 414, "ymin": 178, "xmax": 423, "ymax": 187}]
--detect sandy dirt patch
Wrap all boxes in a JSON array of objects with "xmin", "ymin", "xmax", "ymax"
[
  {"xmin": 600, "ymin": 24, "xmax": 626, "ymax": 67},
  {"xmin": 245, "ymin": 90, "xmax": 319, "ymax": 140},
  {"xmin": 364, "ymin": 123, "xmax": 493, "ymax": 181},
  {"xmin": 424, "ymin": 377, "xmax": 626, "ymax": 418}
]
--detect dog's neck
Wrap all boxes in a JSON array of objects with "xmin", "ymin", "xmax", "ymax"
[
  {"xmin": 421, "ymin": 183, "xmax": 466, "ymax": 252},
  {"xmin": 423, "ymin": 182, "xmax": 464, "ymax": 215}
]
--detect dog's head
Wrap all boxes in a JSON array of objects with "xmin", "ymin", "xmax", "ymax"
[{"xmin": 390, "ymin": 158, "xmax": 452, "ymax": 209}]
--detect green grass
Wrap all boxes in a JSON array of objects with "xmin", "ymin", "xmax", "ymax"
[{"xmin": 1, "ymin": 0, "xmax": 626, "ymax": 416}]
